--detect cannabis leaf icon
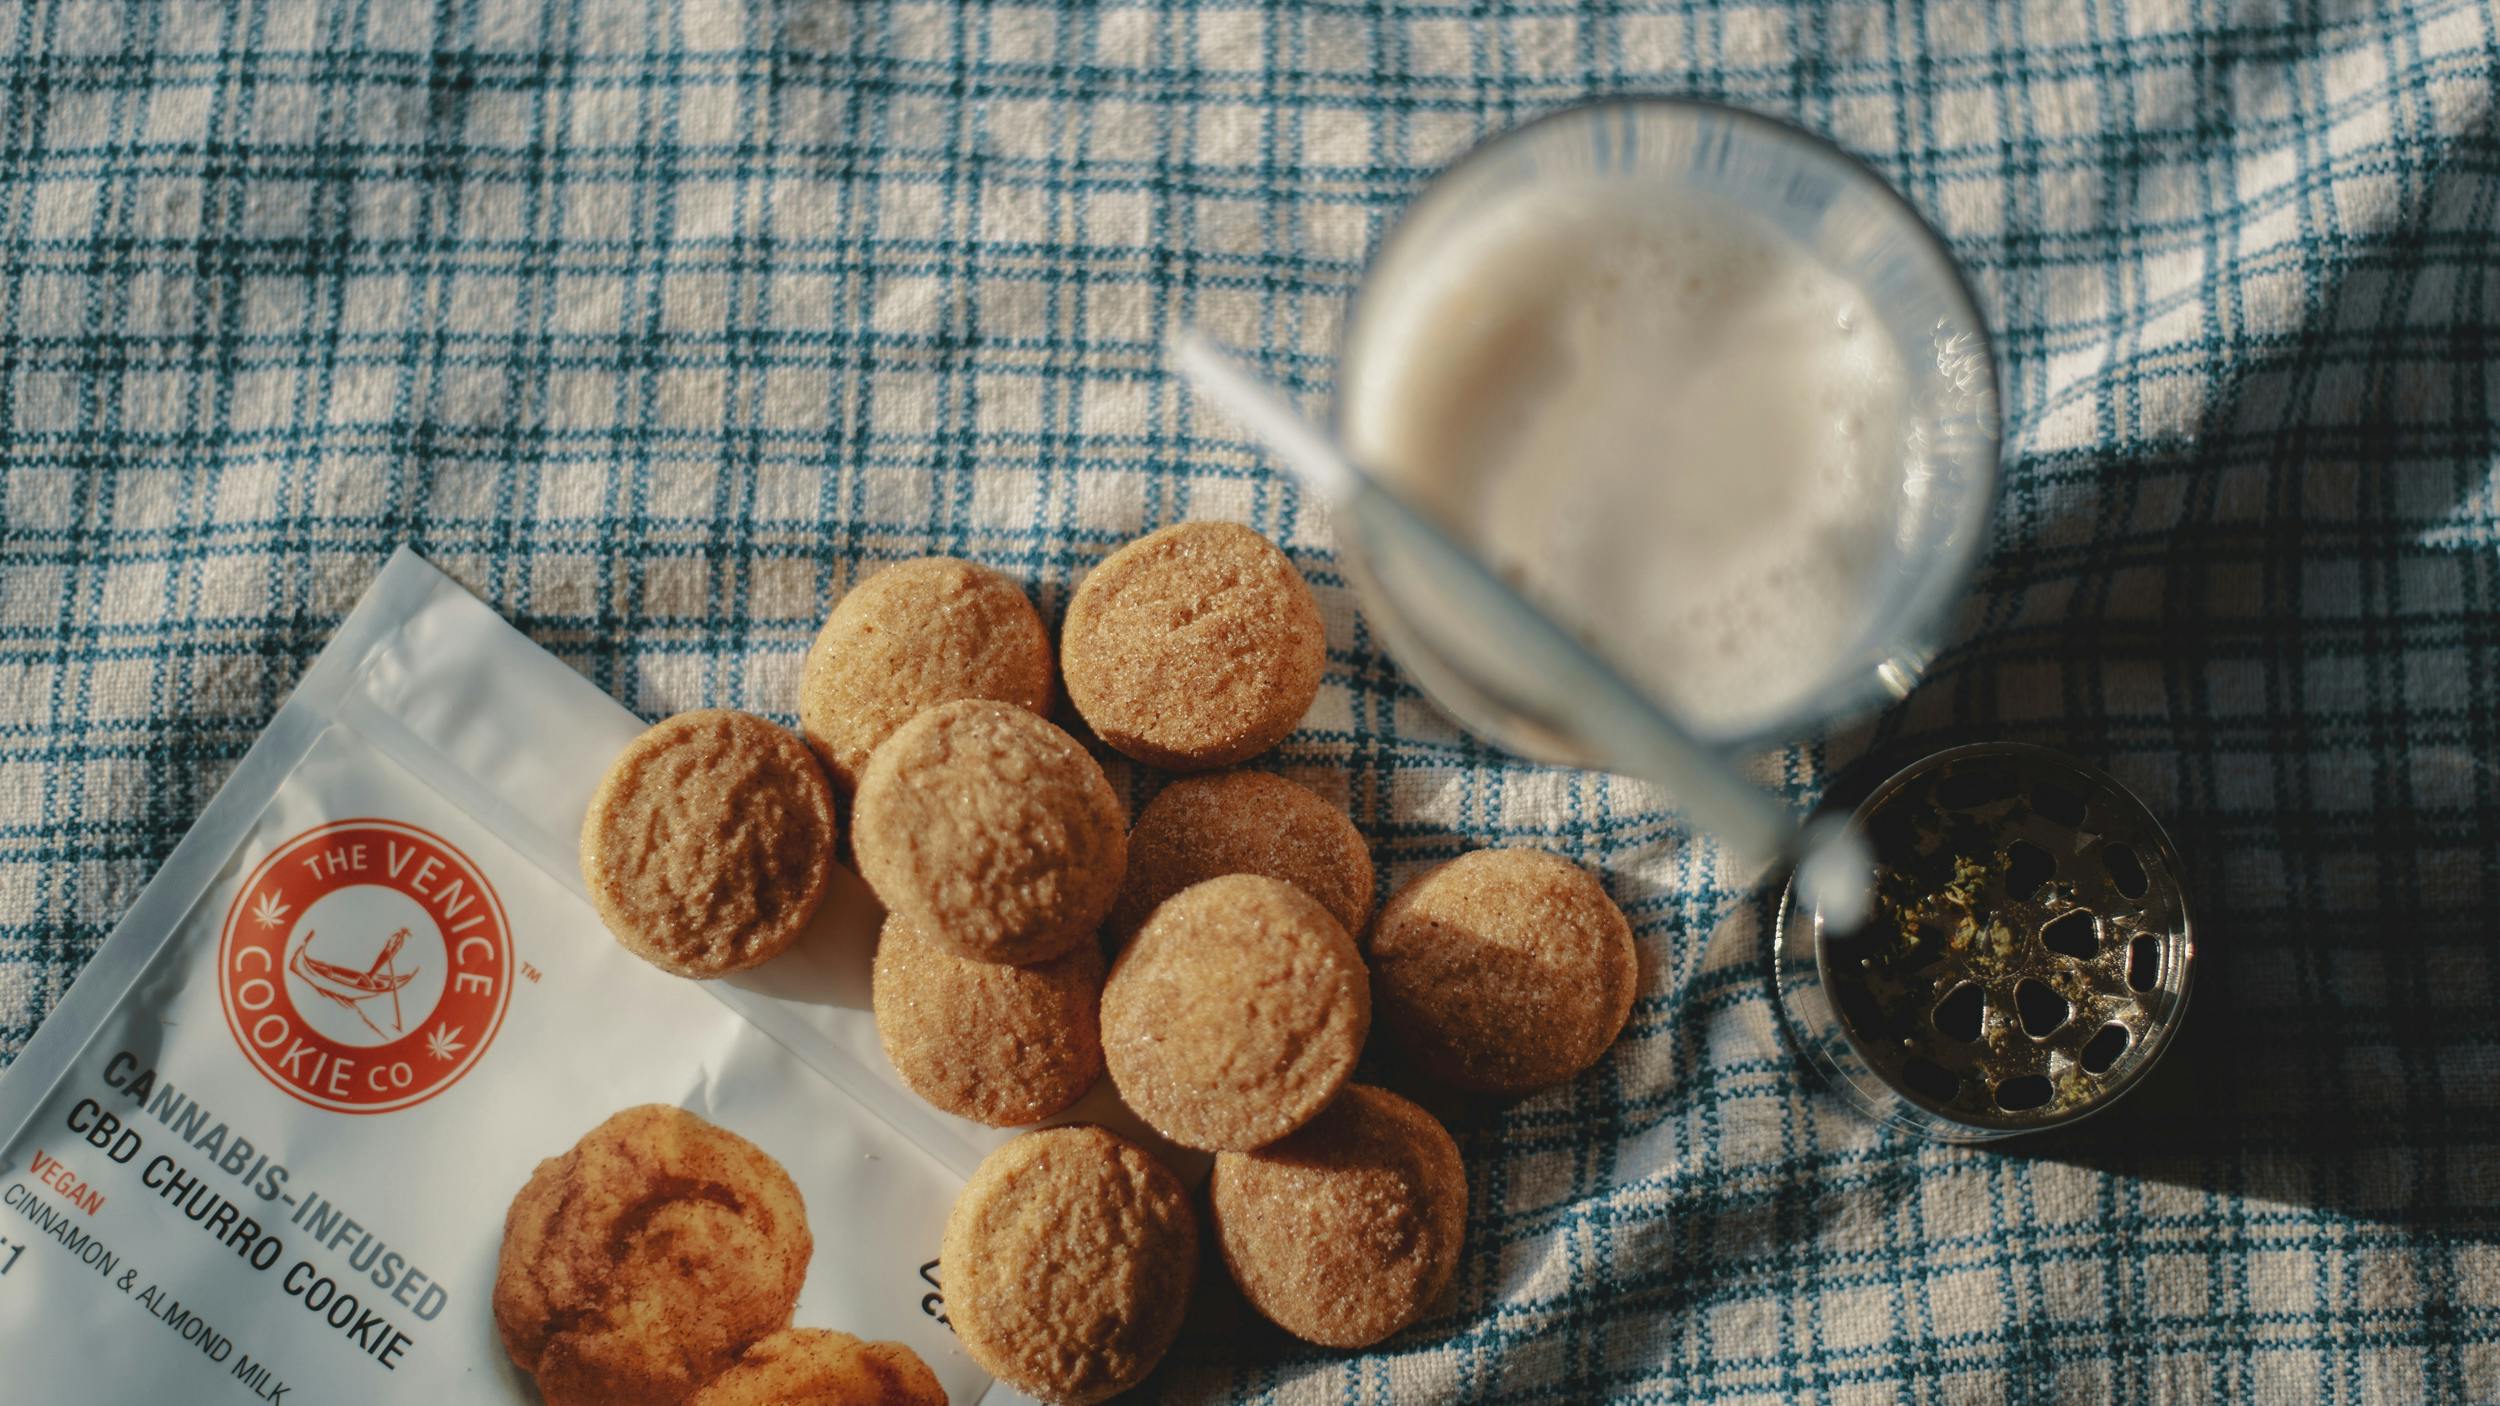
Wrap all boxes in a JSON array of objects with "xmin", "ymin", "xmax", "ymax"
[
  {"xmin": 251, "ymin": 890, "xmax": 289, "ymax": 929},
  {"xmin": 424, "ymin": 1025, "xmax": 465, "ymax": 1062}
]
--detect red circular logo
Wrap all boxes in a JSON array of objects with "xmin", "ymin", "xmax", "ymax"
[{"xmin": 217, "ymin": 819, "xmax": 512, "ymax": 1114}]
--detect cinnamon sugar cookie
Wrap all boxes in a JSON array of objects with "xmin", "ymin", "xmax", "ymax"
[
  {"xmin": 873, "ymin": 912, "xmax": 1105, "ymax": 1126},
  {"xmin": 1060, "ymin": 522, "xmax": 1325, "ymax": 770},
  {"xmin": 687, "ymin": 1328, "xmax": 945, "ymax": 1406},
  {"xmin": 851, "ymin": 699, "xmax": 1126, "ymax": 966},
  {"xmin": 798, "ymin": 556, "xmax": 1054, "ymax": 792},
  {"xmin": 1105, "ymin": 769, "xmax": 1373, "ymax": 946},
  {"xmin": 1209, "ymin": 1084, "xmax": 1466, "ymax": 1348},
  {"xmin": 581, "ymin": 710, "xmax": 837, "ymax": 979},
  {"xmin": 494, "ymin": 1105, "xmax": 812, "ymax": 1406},
  {"xmin": 1100, "ymin": 874, "xmax": 1369, "ymax": 1151},
  {"xmin": 1370, "ymin": 847, "xmax": 1637, "ymax": 1094},
  {"xmin": 940, "ymin": 1126, "xmax": 1196, "ymax": 1405}
]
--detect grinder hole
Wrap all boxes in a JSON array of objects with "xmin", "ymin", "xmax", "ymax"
[
  {"xmin": 2081, "ymin": 1023, "xmax": 2131, "ymax": 1075},
  {"xmin": 2040, "ymin": 909, "xmax": 2099, "ymax": 960},
  {"xmin": 2015, "ymin": 979, "xmax": 2071, "ymax": 1038},
  {"xmin": 1903, "ymin": 1057, "xmax": 1961, "ymax": 1105},
  {"xmin": 1994, "ymin": 1075, "xmax": 2054, "ymax": 1112},
  {"xmin": 2128, "ymin": 934, "xmax": 2161, "ymax": 991},
  {"xmin": 2006, "ymin": 840, "xmax": 2055, "ymax": 897},
  {"xmin": 1936, "ymin": 766, "xmax": 2015, "ymax": 810},
  {"xmin": 2032, "ymin": 781, "xmax": 2087, "ymax": 827},
  {"xmin": 1933, "ymin": 982, "xmax": 1985, "ymax": 1042},
  {"xmin": 2105, "ymin": 842, "xmax": 2149, "ymax": 899}
]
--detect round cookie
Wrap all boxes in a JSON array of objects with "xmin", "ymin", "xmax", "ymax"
[
  {"xmin": 799, "ymin": 556, "xmax": 1055, "ymax": 792},
  {"xmin": 581, "ymin": 710, "xmax": 837, "ymax": 979},
  {"xmin": 688, "ymin": 1328, "xmax": 946, "ymax": 1406},
  {"xmin": 941, "ymin": 1126, "xmax": 1197, "ymax": 1405},
  {"xmin": 1100, "ymin": 874, "xmax": 1369, "ymax": 1151},
  {"xmin": 1105, "ymin": 769, "xmax": 1373, "ymax": 947},
  {"xmin": 1060, "ymin": 521, "xmax": 1325, "ymax": 770},
  {"xmin": 851, "ymin": 700, "xmax": 1126, "ymax": 966},
  {"xmin": 494, "ymin": 1105, "xmax": 812, "ymax": 1406},
  {"xmin": 873, "ymin": 912, "xmax": 1105, "ymax": 1126},
  {"xmin": 1370, "ymin": 847, "xmax": 1637, "ymax": 1094},
  {"xmin": 1208, "ymin": 1084, "xmax": 1467, "ymax": 1348}
]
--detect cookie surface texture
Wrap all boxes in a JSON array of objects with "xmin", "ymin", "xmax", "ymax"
[
  {"xmin": 580, "ymin": 709, "xmax": 837, "ymax": 978},
  {"xmin": 940, "ymin": 1126, "xmax": 1197, "ymax": 1405},
  {"xmin": 799, "ymin": 556, "xmax": 1054, "ymax": 792},
  {"xmin": 873, "ymin": 912, "xmax": 1105, "ymax": 1125},
  {"xmin": 1100, "ymin": 874, "xmax": 1369, "ymax": 1151},
  {"xmin": 851, "ymin": 699, "xmax": 1126, "ymax": 965},
  {"xmin": 686, "ymin": 1328, "xmax": 947, "ymax": 1406},
  {"xmin": 1370, "ymin": 847, "xmax": 1638, "ymax": 1093},
  {"xmin": 1105, "ymin": 769, "xmax": 1374, "ymax": 946},
  {"xmin": 493, "ymin": 1104, "xmax": 813, "ymax": 1406},
  {"xmin": 1209, "ymin": 1084, "xmax": 1467, "ymax": 1348},
  {"xmin": 1060, "ymin": 521, "xmax": 1325, "ymax": 770}
]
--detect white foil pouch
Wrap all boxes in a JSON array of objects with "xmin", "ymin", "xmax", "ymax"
[{"xmin": 0, "ymin": 549, "xmax": 1083, "ymax": 1404}]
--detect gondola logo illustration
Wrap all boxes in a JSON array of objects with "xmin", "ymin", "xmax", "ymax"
[{"xmin": 218, "ymin": 819, "xmax": 513, "ymax": 1114}]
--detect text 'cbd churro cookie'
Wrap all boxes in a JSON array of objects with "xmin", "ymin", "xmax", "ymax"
[
  {"xmin": 1060, "ymin": 521, "xmax": 1326, "ymax": 770},
  {"xmin": 1209, "ymin": 1084, "xmax": 1467, "ymax": 1349},
  {"xmin": 799, "ymin": 556, "xmax": 1055, "ymax": 792},
  {"xmin": 687, "ymin": 1328, "xmax": 946, "ymax": 1406},
  {"xmin": 873, "ymin": 912, "xmax": 1104, "ymax": 1126},
  {"xmin": 581, "ymin": 709, "xmax": 837, "ymax": 979},
  {"xmin": 940, "ymin": 1126, "xmax": 1197, "ymax": 1405},
  {"xmin": 494, "ymin": 1105, "xmax": 812, "ymax": 1406},
  {"xmin": 1370, "ymin": 847, "xmax": 1638, "ymax": 1094},
  {"xmin": 1101, "ymin": 874, "xmax": 1369, "ymax": 1151},
  {"xmin": 1105, "ymin": 768, "xmax": 1374, "ymax": 946},
  {"xmin": 851, "ymin": 699, "xmax": 1126, "ymax": 965}
]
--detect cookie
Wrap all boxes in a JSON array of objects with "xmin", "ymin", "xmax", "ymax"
[
  {"xmin": 580, "ymin": 710, "xmax": 837, "ymax": 979},
  {"xmin": 1208, "ymin": 1084, "xmax": 1467, "ymax": 1349},
  {"xmin": 873, "ymin": 912, "xmax": 1105, "ymax": 1126},
  {"xmin": 1370, "ymin": 847, "xmax": 1637, "ymax": 1094},
  {"xmin": 851, "ymin": 699, "xmax": 1126, "ymax": 966},
  {"xmin": 1060, "ymin": 521, "xmax": 1326, "ymax": 770},
  {"xmin": 687, "ymin": 1328, "xmax": 946, "ymax": 1406},
  {"xmin": 940, "ymin": 1126, "xmax": 1197, "ymax": 1405},
  {"xmin": 494, "ymin": 1105, "xmax": 812, "ymax": 1406},
  {"xmin": 1104, "ymin": 769, "xmax": 1373, "ymax": 947},
  {"xmin": 1100, "ymin": 874, "xmax": 1369, "ymax": 1151},
  {"xmin": 798, "ymin": 556, "xmax": 1055, "ymax": 792}
]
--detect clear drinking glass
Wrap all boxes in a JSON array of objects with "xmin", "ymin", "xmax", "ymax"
[{"xmin": 1335, "ymin": 98, "xmax": 2001, "ymax": 765}]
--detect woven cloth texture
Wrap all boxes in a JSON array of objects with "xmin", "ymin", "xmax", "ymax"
[{"xmin": 3, "ymin": 1, "xmax": 2498, "ymax": 1402}]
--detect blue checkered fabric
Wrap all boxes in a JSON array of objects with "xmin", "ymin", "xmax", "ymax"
[{"xmin": 3, "ymin": 1, "xmax": 2497, "ymax": 1401}]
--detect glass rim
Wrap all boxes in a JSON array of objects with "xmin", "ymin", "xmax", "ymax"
[{"xmin": 1333, "ymin": 95, "xmax": 2005, "ymax": 753}]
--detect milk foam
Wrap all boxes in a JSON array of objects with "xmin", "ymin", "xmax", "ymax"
[{"xmin": 1345, "ymin": 182, "xmax": 1911, "ymax": 738}]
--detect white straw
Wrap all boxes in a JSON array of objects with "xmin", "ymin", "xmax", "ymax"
[{"xmin": 1170, "ymin": 330, "xmax": 1360, "ymax": 505}]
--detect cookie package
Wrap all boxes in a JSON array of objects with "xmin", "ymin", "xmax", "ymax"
[{"xmin": 0, "ymin": 550, "xmax": 1074, "ymax": 1406}]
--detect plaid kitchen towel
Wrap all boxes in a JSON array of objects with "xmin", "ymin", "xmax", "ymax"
[{"xmin": 2, "ymin": 0, "xmax": 2496, "ymax": 1402}]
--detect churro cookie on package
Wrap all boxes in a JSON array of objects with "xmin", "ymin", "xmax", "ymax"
[
  {"xmin": 1105, "ymin": 768, "xmax": 1374, "ymax": 946},
  {"xmin": 1371, "ymin": 847, "xmax": 1638, "ymax": 1094},
  {"xmin": 872, "ymin": 912, "xmax": 1105, "ymax": 1125},
  {"xmin": 580, "ymin": 709, "xmax": 838, "ymax": 979},
  {"xmin": 798, "ymin": 556, "xmax": 1055, "ymax": 792},
  {"xmin": 1100, "ymin": 874, "xmax": 1369, "ymax": 1151},
  {"xmin": 852, "ymin": 699, "xmax": 1126, "ymax": 965},
  {"xmin": 1061, "ymin": 521, "xmax": 1326, "ymax": 770},
  {"xmin": 687, "ymin": 1328, "xmax": 946, "ymax": 1406},
  {"xmin": 494, "ymin": 1105, "xmax": 812, "ymax": 1406},
  {"xmin": 1209, "ymin": 1085, "xmax": 1467, "ymax": 1349},
  {"xmin": 941, "ymin": 1126, "xmax": 1197, "ymax": 1405}
]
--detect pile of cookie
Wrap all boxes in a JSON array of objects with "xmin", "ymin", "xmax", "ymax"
[{"xmin": 560, "ymin": 521, "xmax": 1640, "ymax": 1406}]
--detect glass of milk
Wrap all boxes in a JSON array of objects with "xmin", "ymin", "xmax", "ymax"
[{"xmin": 1338, "ymin": 99, "xmax": 1999, "ymax": 764}]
